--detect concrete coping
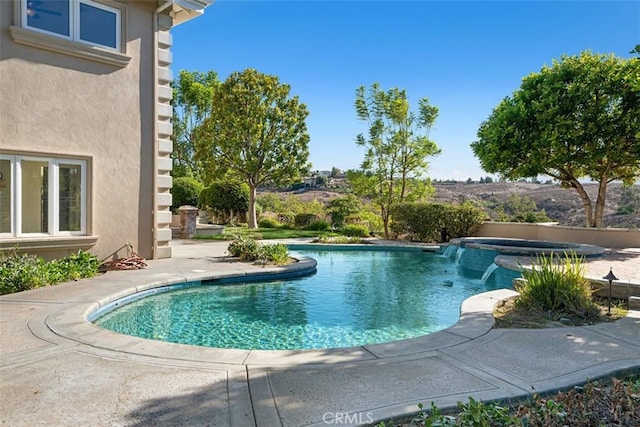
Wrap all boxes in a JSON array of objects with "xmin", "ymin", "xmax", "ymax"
[
  {"xmin": 449, "ymin": 237, "xmax": 605, "ymax": 257},
  {"xmin": 41, "ymin": 253, "xmax": 519, "ymax": 367}
]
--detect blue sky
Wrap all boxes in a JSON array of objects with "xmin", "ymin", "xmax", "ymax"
[{"xmin": 171, "ymin": 1, "xmax": 639, "ymax": 180}]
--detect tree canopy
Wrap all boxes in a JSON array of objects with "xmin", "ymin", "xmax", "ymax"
[
  {"xmin": 194, "ymin": 68, "xmax": 310, "ymax": 228},
  {"xmin": 472, "ymin": 51, "xmax": 640, "ymax": 227},
  {"xmin": 350, "ymin": 83, "xmax": 440, "ymax": 238},
  {"xmin": 171, "ymin": 70, "xmax": 219, "ymax": 179}
]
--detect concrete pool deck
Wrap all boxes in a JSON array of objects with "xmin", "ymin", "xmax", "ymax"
[{"xmin": 1, "ymin": 239, "xmax": 638, "ymax": 426}]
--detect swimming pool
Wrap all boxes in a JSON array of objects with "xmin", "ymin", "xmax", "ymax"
[{"xmin": 93, "ymin": 249, "xmax": 514, "ymax": 350}]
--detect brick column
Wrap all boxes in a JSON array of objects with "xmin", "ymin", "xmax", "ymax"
[{"xmin": 179, "ymin": 205, "xmax": 198, "ymax": 239}]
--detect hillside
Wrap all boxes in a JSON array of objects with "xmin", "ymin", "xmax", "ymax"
[
  {"xmin": 432, "ymin": 182, "xmax": 638, "ymax": 228},
  {"xmin": 267, "ymin": 182, "xmax": 639, "ymax": 229}
]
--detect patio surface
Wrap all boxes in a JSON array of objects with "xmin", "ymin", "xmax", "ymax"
[{"xmin": 1, "ymin": 239, "xmax": 639, "ymax": 426}]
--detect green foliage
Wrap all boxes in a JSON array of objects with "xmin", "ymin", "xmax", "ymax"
[
  {"xmin": 199, "ymin": 180, "xmax": 249, "ymax": 223},
  {"xmin": 0, "ymin": 250, "xmax": 100, "ymax": 295},
  {"xmin": 353, "ymin": 83, "xmax": 441, "ymax": 238},
  {"xmin": 472, "ymin": 51, "xmax": 640, "ymax": 227},
  {"xmin": 258, "ymin": 217, "xmax": 282, "ymax": 228},
  {"xmin": 392, "ymin": 202, "xmax": 487, "ymax": 242},
  {"xmin": 516, "ymin": 252, "xmax": 600, "ymax": 319},
  {"xmin": 378, "ymin": 376, "xmax": 640, "ymax": 427},
  {"xmin": 616, "ymin": 186, "xmax": 640, "ymax": 215},
  {"xmin": 456, "ymin": 397, "xmax": 519, "ymax": 426},
  {"xmin": 197, "ymin": 226, "xmax": 338, "ymax": 240},
  {"xmin": 277, "ymin": 212, "xmax": 296, "ymax": 225},
  {"xmin": 313, "ymin": 236, "xmax": 366, "ymax": 244},
  {"xmin": 446, "ymin": 203, "xmax": 489, "ymax": 238},
  {"xmin": 256, "ymin": 193, "xmax": 284, "ymax": 214},
  {"xmin": 304, "ymin": 220, "xmax": 331, "ymax": 231},
  {"xmin": 226, "ymin": 237, "xmax": 290, "ymax": 265},
  {"xmin": 227, "ymin": 236, "xmax": 261, "ymax": 261},
  {"xmin": 294, "ymin": 213, "xmax": 320, "ymax": 227},
  {"xmin": 326, "ymin": 195, "xmax": 362, "ymax": 228},
  {"xmin": 340, "ymin": 224, "xmax": 370, "ymax": 237},
  {"xmin": 346, "ymin": 210, "xmax": 383, "ymax": 235},
  {"xmin": 171, "ymin": 177, "xmax": 205, "ymax": 213},
  {"xmin": 494, "ymin": 195, "xmax": 551, "ymax": 223},
  {"xmin": 0, "ymin": 252, "xmax": 48, "ymax": 294},
  {"xmin": 258, "ymin": 243, "xmax": 289, "ymax": 265},
  {"xmin": 195, "ymin": 68, "xmax": 311, "ymax": 228},
  {"xmin": 171, "ymin": 70, "xmax": 219, "ymax": 179}
]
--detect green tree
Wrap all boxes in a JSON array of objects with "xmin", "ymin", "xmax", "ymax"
[
  {"xmin": 171, "ymin": 70, "xmax": 219, "ymax": 178},
  {"xmin": 195, "ymin": 69, "xmax": 311, "ymax": 228},
  {"xmin": 171, "ymin": 176, "xmax": 204, "ymax": 213},
  {"xmin": 200, "ymin": 180, "xmax": 249, "ymax": 224},
  {"xmin": 472, "ymin": 51, "xmax": 640, "ymax": 227},
  {"xmin": 352, "ymin": 83, "xmax": 441, "ymax": 238},
  {"xmin": 326, "ymin": 195, "xmax": 362, "ymax": 228}
]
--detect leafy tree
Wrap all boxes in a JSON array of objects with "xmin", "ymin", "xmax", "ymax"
[
  {"xmin": 199, "ymin": 180, "xmax": 249, "ymax": 224},
  {"xmin": 484, "ymin": 176, "xmax": 494, "ymax": 183},
  {"xmin": 472, "ymin": 51, "xmax": 640, "ymax": 227},
  {"xmin": 330, "ymin": 167, "xmax": 342, "ymax": 178},
  {"xmin": 171, "ymin": 70, "xmax": 219, "ymax": 179},
  {"xmin": 171, "ymin": 177, "xmax": 204, "ymax": 213},
  {"xmin": 326, "ymin": 195, "xmax": 362, "ymax": 228},
  {"xmin": 352, "ymin": 83, "xmax": 441, "ymax": 238},
  {"xmin": 195, "ymin": 69, "xmax": 311, "ymax": 228}
]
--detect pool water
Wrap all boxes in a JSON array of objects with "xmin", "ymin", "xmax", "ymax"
[{"xmin": 93, "ymin": 249, "xmax": 512, "ymax": 350}]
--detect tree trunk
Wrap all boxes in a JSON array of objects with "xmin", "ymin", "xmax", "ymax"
[
  {"xmin": 247, "ymin": 184, "xmax": 258, "ymax": 229},
  {"xmin": 381, "ymin": 206, "xmax": 390, "ymax": 239},
  {"xmin": 567, "ymin": 178, "xmax": 595, "ymax": 227},
  {"xmin": 594, "ymin": 175, "xmax": 608, "ymax": 228}
]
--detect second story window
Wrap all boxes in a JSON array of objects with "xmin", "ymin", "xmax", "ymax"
[{"xmin": 24, "ymin": 0, "xmax": 120, "ymax": 50}]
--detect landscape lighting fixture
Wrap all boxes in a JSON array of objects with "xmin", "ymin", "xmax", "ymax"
[{"xmin": 603, "ymin": 268, "xmax": 618, "ymax": 316}]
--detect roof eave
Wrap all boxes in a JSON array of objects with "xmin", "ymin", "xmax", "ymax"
[{"xmin": 167, "ymin": 0, "xmax": 214, "ymax": 26}]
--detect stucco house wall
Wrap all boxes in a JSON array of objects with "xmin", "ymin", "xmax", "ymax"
[{"xmin": 0, "ymin": 0, "xmax": 211, "ymax": 260}]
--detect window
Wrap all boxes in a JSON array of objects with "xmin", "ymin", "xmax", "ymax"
[
  {"xmin": 0, "ymin": 155, "xmax": 87, "ymax": 237},
  {"xmin": 23, "ymin": 0, "xmax": 120, "ymax": 50}
]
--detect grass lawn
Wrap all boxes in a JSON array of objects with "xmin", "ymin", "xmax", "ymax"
[{"xmin": 193, "ymin": 226, "xmax": 341, "ymax": 240}]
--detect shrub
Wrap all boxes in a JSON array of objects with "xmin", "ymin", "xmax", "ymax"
[
  {"xmin": 0, "ymin": 252, "xmax": 48, "ymax": 294},
  {"xmin": 258, "ymin": 217, "xmax": 281, "ymax": 228},
  {"xmin": 294, "ymin": 213, "xmax": 320, "ymax": 227},
  {"xmin": 227, "ymin": 236, "xmax": 261, "ymax": 261},
  {"xmin": 0, "ymin": 250, "xmax": 101, "ymax": 295},
  {"xmin": 199, "ymin": 180, "xmax": 249, "ymax": 224},
  {"xmin": 259, "ymin": 243, "xmax": 289, "ymax": 265},
  {"xmin": 446, "ymin": 202, "xmax": 488, "ymax": 238},
  {"xmin": 391, "ymin": 202, "xmax": 487, "ymax": 242},
  {"xmin": 345, "ymin": 211, "xmax": 383, "ymax": 235},
  {"xmin": 305, "ymin": 220, "xmax": 331, "ymax": 231},
  {"xmin": 277, "ymin": 212, "xmax": 295, "ymax": 225},
  {"xmin": 341, "ymin": 224, "xmax": 369, "ymax": 237},
  {"xmin": 172, "ymin": 177, "xmax": 204, "ymax": 213},
  {"xmin": 391, "ymin": 202, "xmax": 450, "ymax": 242},
  {"xmin": 516, "ymin": 252, "xmax": 599, "ymax": 319},
  {"xmin": 226, "ymin": 237, "xmax": 290, "ymax": 265}
]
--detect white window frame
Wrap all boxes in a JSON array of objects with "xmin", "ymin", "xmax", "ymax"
[
  {"xmin": 22, "ymin": 0, "xmax": 121, "ymax": 51},
  {"xmin": 0, "ymin": 155, "xmax": 16, "ymax": 238},
  {"xmin": 1, "ymin": 155, "xmax": 87, "ymax": 238}
]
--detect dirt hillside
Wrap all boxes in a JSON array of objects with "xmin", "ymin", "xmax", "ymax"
[{"xmin": 264, "ymin": 182, "xmax": 639, "ymax": 229}]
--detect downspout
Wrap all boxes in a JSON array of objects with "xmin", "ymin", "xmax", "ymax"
[{"xmin": 152, "ymin": 0, "xmax": 173, "ymax": 259}]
